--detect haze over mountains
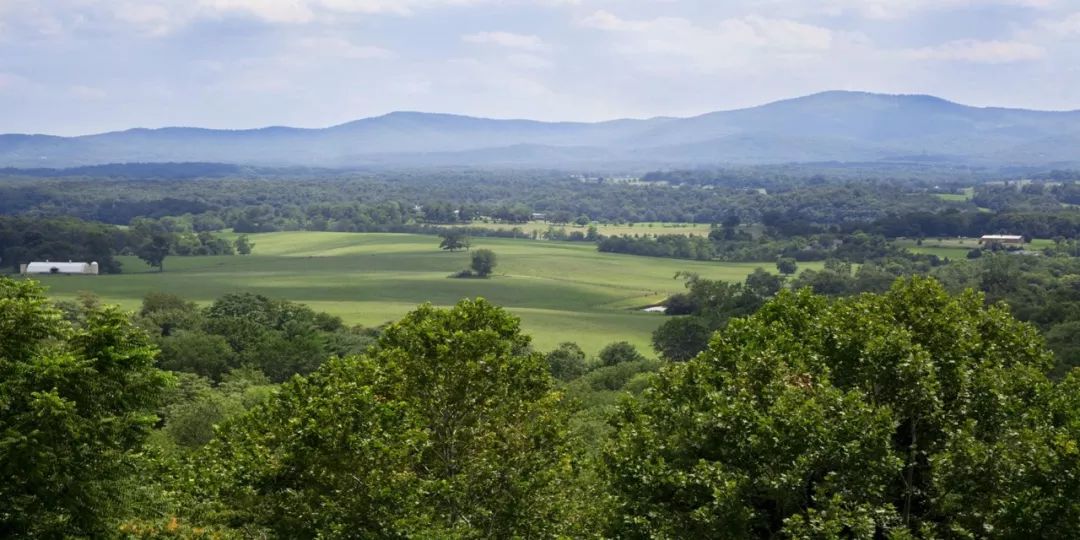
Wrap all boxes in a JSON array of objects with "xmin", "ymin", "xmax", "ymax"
[{"xmin": 3, "ymin": 91, "xmax": 1079, "ymax": 169}]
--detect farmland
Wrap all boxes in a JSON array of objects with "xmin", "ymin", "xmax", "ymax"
[
  {"xmin": 32, "ymin": 231, "xmax": 820, "ymax": 356},
  {"xmin": 466, "ymin": 220, "xmax": 714, "ymax": 237}
]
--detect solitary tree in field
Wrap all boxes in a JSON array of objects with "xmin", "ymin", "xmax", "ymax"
[
  {"xmin": 776, "ymin": 256, "xmax": 798, "ymax": 276},
  {"xmin": 137, "ymin": 234, "xmax": 171, "ymax": 272},
  {"xmin": 470, "ymin": 249, "xmax": 497, "ymax": 277},
  {"xmin": 234, "ymin": 234, "xmax": 254, "ymax": 255},
  {"xmin": 439, "ymin": 230, "xmax": 470, "ymax": 252}
]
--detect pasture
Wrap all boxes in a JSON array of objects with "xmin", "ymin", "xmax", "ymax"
[
  {"xmin": 31, "ymin": 232, "xmax": 819, "ymax": 357},
  {"xmin": 896, "ymin": 237, "xmax": 1052, "ymax": 260},
  {"xmin": 466, "ymin": 220, "xmax": 714, "ymax": 237}
]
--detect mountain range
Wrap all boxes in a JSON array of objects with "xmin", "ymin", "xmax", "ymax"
[{"xmin": 3, "ymin": 91, "xmax": 1079, "ymax": 168}]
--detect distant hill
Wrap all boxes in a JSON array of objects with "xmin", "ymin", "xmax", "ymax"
[{"xmin": 3, "ymin": 91, "xmax": 1079, "ymax": 168}]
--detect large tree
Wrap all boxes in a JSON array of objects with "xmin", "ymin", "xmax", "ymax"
[
  {"xmin": 195, "ymin": 299, "xmax": 588, "ymax": 537},
  {"xmin": 469, "ymin": 248, "xmax": 497, "ymax": 277},
  {"xmin": 606, "ymin": 277, "xmax": 1080, "ymax": 538},
  {"xmin": 0, "ymin": 277, "xmax": 171, "ymax": 537},
  {"xmin": 439, "ymin": 229, "xmax": 471, "ymax": 252},
  {"xmin": 136, "ymin": 233, "xmax": 171, "ymax": 272}
]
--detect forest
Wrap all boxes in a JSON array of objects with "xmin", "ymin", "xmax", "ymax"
[{"xmin": 4, "ymin": 275, "xmax": 1080, "ymax": 537}]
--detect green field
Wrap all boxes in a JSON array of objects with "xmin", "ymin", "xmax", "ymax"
[
  {"xmin": 896, "ymin": 237, "xmax": 1052, "ymax": 259},
  {"xmin": 933, "ymin": 187, "xmax": 974, "ymax": 202},
  {"xmin": 468, "ymin": 220, "xmax": 714, "ymax": 237},
  {"xmin": 30, "ymin": 232, "xmax": 820, "ymax": 357}
]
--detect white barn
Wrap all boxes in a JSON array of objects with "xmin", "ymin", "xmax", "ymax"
[
  {"xmin": 979, "ymin": 235, "xmax": 1024, "ymax": 246},
  {"xmin": 21, "ymin": 261, "xmax": 99, "ymax": 275}
]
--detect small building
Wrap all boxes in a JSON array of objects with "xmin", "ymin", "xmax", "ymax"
[
  {"xmin": 979, "ymin": 235, "xmax": 1024, "ymax": 247},
  {"xmin": 21, "ymin": 261, "xmax": 99, "ymax": 275}
]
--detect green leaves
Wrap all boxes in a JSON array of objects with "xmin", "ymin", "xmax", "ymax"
[
  {"xmin": 193, "ymin": 298, "xmax": 585, "ymax": 538},
  {"xmin": 606, "ymin": 277, "xmax": 1080, "ymax": 538},
  {"xmin": 0, "ymin": 277, "xmax": 170, "ymax": 537}
]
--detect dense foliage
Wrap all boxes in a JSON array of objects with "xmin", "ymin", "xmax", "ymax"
[
  {"xmin": 0, "ymin": 169, "xmax": 971, "ymax": 233},
  {"xmin": 0, "ymin": 215, "xmax": 235, "ymax": 274},
  {"xmin": 0, "ymin": 278, "xmax": 171, "ymax": 537},
  {"xmin": 188, "ymin": 299, "xmax": 591, "ymax": 537},
  {"xmin": 2, "ymin": 275, "xmax": 1080, "ymax": 537},
  {"xmin": 140, "ymin": 291, "xmax": 375, "ymax": 383},
  {"xmin": 608, "ymin": 278, "xmax": 1080, "ymax": 537}
]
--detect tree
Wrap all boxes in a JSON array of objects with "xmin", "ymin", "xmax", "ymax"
[
  {"xmin": 606, "ymin": 278, "xmax": 1080, "ymax": 538},
  {"xmin": 545, "ymin": 342, "xmax": 588, "ymax": 381},
  {"xmin": 0, "ymin": 277, "xmax": 171, "ymax": 537},
  {"xmin": 586, "ymin": 225, "xmax": 600, "ymax": 241},
  {"xmin": 137, "ymin": 291, "xmax": 202, "ymax": 337},
  {"xmin": 137, "ymin": 233, "xmax": 171, "ymax": 272},
  {"xmin": 470, "ymin": 248, "xmax": 497, "ymax": 277},
  {"xmin": 196, "ymin": 299, "xmax": 586, "ymax": 537},
  {"xmin": 744, "ymin": 267, "xmax": 783, "ymax": 298},
  {"xmin": 651, "ymin": 316, "xmax": 712, "ymax": 362},
  {"xmin": 156, "ymin": 330, "xmax": 236, "ymax": 381},
  {"xmin": 439, "ymin": 229, "xmax": 470, "ymax": 252},
  {"xmin": 234, "ymin": 234, "xmax": 254, "ymax": 255},
  {"xmin": 598, "ymin": 341, "xmax": 646, "ymax": 367},
  {"xmin": 776, "ymin": 256, "xmax": 798, "ymax": 276}
]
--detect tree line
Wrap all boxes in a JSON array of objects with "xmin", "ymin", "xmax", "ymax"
[{"xmin": 4, "ymin": 276, "xmax": 1080, "ymax": 537}]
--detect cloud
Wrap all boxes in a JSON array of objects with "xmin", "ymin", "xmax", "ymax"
[
  {"xmin": 1040, "ymin": 12, "xmax": 1080, "ymax": 36},
  {"xmin": 197, "ymin": 0, "xmax": 317, "ymax": 23},
  {"xmin": 462, "ymin": 31, "xmax": 549, "ymax": 51},
  {"xmin": 807, "ymin": 0, "xmax": 1058, "ymax": 20},
  {"xmin": 903, "ymin": 39, "xmax": 1046, "ymax": 63},
  {"xmin": 505, "ymin": 52, "xmax": 553, "ymax": 70},
  {"xmin": 3, "ymin": 0, "xmax": 1080, "ymax": 134},
  {"xmin": 579, "ymin": 10, "xmax": 833, "ymax": 71},
  {"xmin": 69, "ymin": 85, "xmax": 108, "ymax": 100},
  {"xmin": 296, "ymin": 37, "xmax": 394, "ymax": 59},
  {"xmin": 581, "ymin": 11, "xmax": 832, "ymax": 50}
]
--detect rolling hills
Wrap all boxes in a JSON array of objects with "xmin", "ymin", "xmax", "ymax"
[{"xmin": 3, "ymin": 91, "xmax": 1079, "ymax": 168}]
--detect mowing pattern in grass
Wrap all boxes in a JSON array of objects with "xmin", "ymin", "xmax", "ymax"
[
  {"xmin": 31, "ymin": 232, "xmax": 820, "ymax": 356},
  {"xmin": 464, "ymin": 220, "xmax": 714, "ymax": 237}
]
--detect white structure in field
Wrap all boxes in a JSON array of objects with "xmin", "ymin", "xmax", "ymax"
[
  {"xmin": 21, "ymin": 261, "xmax": 99, "ymax": 275},
  {"xmin": 978, "ymin": 235, "xmax": 1024, "ymax": 246}
]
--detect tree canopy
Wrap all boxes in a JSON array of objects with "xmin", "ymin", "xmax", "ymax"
[
  {"xmin": 469, "ymin": 248, "xmax": 497, "ymax": 277},
  {"xmin": 193, "ymin": 298, "xmax": 588, "ymax": 537},
  {"xmin": 0, "ymin": 277, "xmax": 171, "ymax": 537},
  {"xmin": 439, "ymin": 229, "xmax": 471, "ymax": 252},
  {"xmin": 606, "ymin": 277, "xmax": 1080, "ymax": 538}
]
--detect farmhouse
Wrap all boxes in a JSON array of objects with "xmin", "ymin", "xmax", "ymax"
[
  {"xmin": 978, "ymin": 235, "xmax": 1024, "ymax": 247},
  {"xmin": 21, "ymin": 261, "xmax": 100, "ymax": 275}
]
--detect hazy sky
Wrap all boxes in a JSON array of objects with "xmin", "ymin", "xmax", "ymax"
[{"xmin": 2, "ymin": 0, "xmax": 1079, "ymax": 135}]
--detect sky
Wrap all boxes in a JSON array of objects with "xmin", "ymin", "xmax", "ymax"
[{"xmin": 1, "ymin": 0, "xmax": 1080, "ymax": 135}]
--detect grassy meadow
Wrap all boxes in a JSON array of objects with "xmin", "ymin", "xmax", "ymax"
[
  {"xmin": 896, "ymin": 237, "xmax": 1053, "ymax": 260},
  {"xmin": 932, "ymin": 187, "xmax": 975, "ymax": 202},
  {"xmin": 467, "ymin": 220, "xmax": 714, "ymax": 237},
  {"xmin": 31, "ymin": 232, "xmax": 820, "ymax": 356}
]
